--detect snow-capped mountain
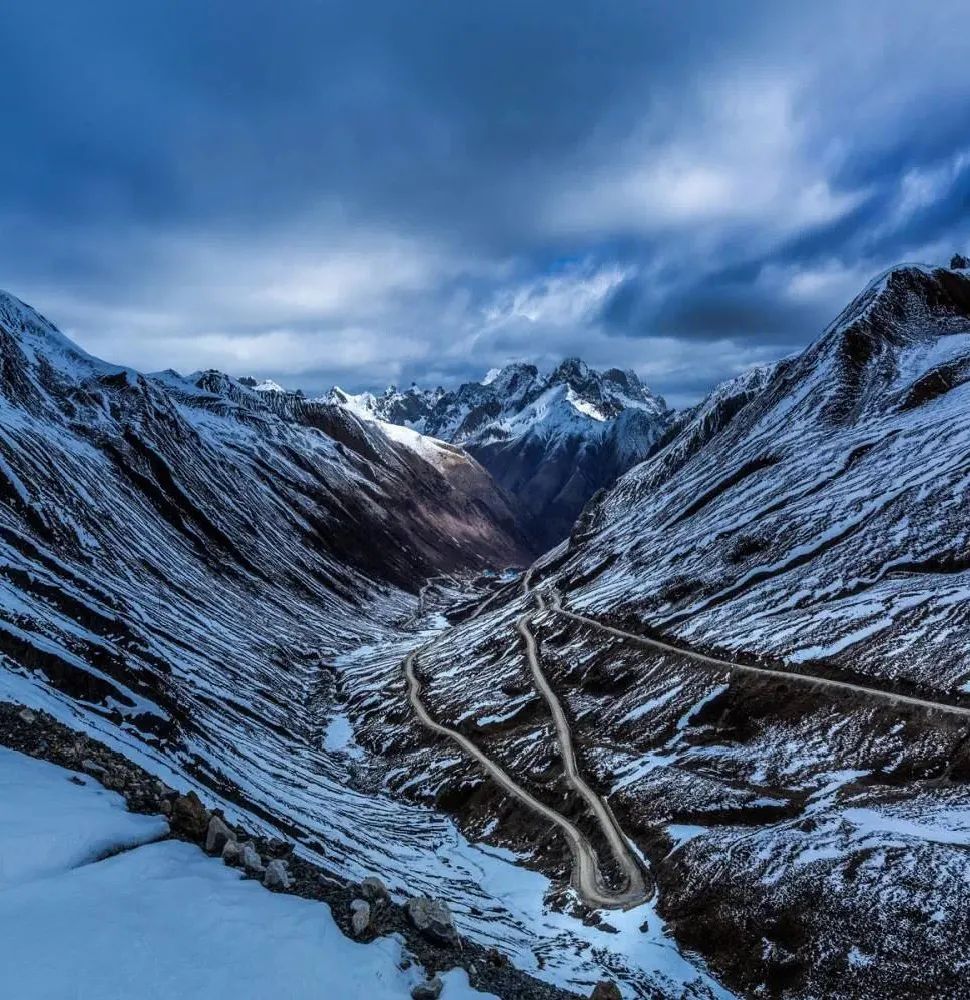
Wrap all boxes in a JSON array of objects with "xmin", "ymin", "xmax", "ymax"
[
  {"xmin": 559, "ymin": 262, "xmax": 970, "ymax": 688},
  {"xmin": 329, "ymin": 359, "xmax": 673, "ymax": 549},
  {"xmin": 373, "ymin": 261, "xmax": 970, "ymax": 997},
  {"xmin": 0, "ymin": 287, "xmax": 704, "ymax": 996}
]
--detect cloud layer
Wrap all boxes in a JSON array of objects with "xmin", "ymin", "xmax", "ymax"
[{"xmin": 1, "ymin": 1, "xmax": 968, "ymax": 405}]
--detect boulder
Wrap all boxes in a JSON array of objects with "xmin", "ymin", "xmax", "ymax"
[
  {"xmin": 240, "ymin": 842, "xmax": 265, "ymax": 876},
  {"xmin": 263, "ymin": 859, "xmax": 291, "ymax": 890},
  {"xmin": 205, "ymin": 815, "xmax": 235, "ymax": 855},
  {"xmin": 17, "ymin": 707, "xmax": 36, "ymax": 724},
  {"xmin": 410, "ymin": 976, "xmax": 444, "ymax": 1000},
  {"xmin": 590, "ymin": 982, "xmax": 622, "ymax": 1000},
  {"xmin": 266, "ymin": 837, "xmax": 293, "ymax": 858},
  {"xmin": 360, "ymin": 875, "xmax": 389, "ymax": 902},
  {"xmin": 349, "ymin": 899, "xmax": 371, "ymax": 937},
  {"xmin": 221, "ymin": 840, "xmax": 244, "ymax": 867},
  {"xmin": 170, "ymin": 791, "xmax": 210, "ymax": 840},
  {"xmin": 405, "ymin": 896, "xmax": 459, "ymax": 946}
]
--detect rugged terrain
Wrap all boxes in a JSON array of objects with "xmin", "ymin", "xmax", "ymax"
[
  {"xmin": 347, "ymin": 263, "xmax": 970, "ymax": 997},
  {"xmin": 329, "ymin": 360, "xmax": 672, "ymax": 549},
  {"xmin": 3, "ymin": 262, "xmax": 970, "ymax": 998}
]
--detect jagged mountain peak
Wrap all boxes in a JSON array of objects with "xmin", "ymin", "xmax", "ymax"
[{"xmin": 327, "ymin": 358, "xmax": 673, "ymax": 547}]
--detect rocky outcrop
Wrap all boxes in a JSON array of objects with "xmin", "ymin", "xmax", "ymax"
[
  {"xmin": 170, "ymin": 792, "xmax": 210, "ymax": 840},
  {"xmin": 411, "ymin": 976, "xmax": 444, "ymax": 999},
  {"xmin": 405, "ymin": 896, "xmax": 459, "ymax": 946},
  {"xmin": 205, "ymin": 815, "xmax": 235, "ymax": 855},
  {"xmin": 264, "ymin": 859, "xmax": 292, "ymax": 890},
  {"xmin": 360, "ymin": 875, "xmax": 389, "ymax": 902}
]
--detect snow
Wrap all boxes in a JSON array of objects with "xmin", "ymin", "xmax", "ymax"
[
  {"xmin": 0, "ymin": 747, "xmax": 169, "ymax": 890},
  {"xmin": 252, "ymin": 378, "xmax": 285, "ymax": 393},
  {"xmin": 0, "ymin": 748, "xmax": 497, "ymax": 1000},
  {"xmin": 323, "ymin": 712, "xmax": 366, "ymax": 760}
]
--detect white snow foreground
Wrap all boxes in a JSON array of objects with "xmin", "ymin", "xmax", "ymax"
[{"xmin": 0, "ymin": 748, "xmax": 495, "ymax": 1000}]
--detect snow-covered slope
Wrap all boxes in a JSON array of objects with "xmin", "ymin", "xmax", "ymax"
[
  {"xmin": 372, "ymin": 263, "xmax": 970, "ymax": 997},
  {"xmin": 0, "ymin": 747, "xmax": 495, "ymax": 1000},
  {"xmin": 330, "ymin": 360, "xmax": 673, "ymax": 549},
  {"xmin": 556, "ymin": 263, "xmax": 970, "ymax": 692}
]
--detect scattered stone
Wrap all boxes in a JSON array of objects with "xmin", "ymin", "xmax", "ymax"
[
  {"xmin": 410, "ymin": 976, "xmax": 444, "ymax": 1000},
  {"xmin": 263, "ymin": 859, "xmax": 292, "ymax": 890},
  {"xmin": 81, "ymin": 758, "xmax": 107, "ymax": 780},
  {"xmin": 360, "ymin": 875, "xmax": 389, "ymax": 902},
  {"xmin": 205, "ymin": 815, "xmax": 236, "ymax": 855},
  {"xmin": 240, "ymin": 842, "xmax": 265, "ymax": 876},
  {"xmin": 156, "ymin": 780, "xmax": 178, "ymax": 801},
  {"xmin": 170, "ymin": 791, "xmax": 209, "ymax": 839},
  {"xmin": 589, "ymin": 982, "xmax": 622, "ymax": 1000},
  {"xmin": 405, "ymin": 896, "xmax": 459, "ymax": 947},
  {"xmin": 17, "ymin": 708, "xmax": 36, "ymax": 724},
  {"xmin": 484, "ymin": 947, "xmax": 509, "ymax": 968},
  {"xmin": 69, "ymin": 775, "xmax": 85, "ymax": 786},
  {"xmin": 221, "ymin": 840, "xmax": 244, "ymax": 866},
  {"xmin": 266, "ymin": 836, "xmax": 293, "ymax": 858},
  {"xmin": 349, "ymin": 899, "xmax": 371, "ymax": 937}
]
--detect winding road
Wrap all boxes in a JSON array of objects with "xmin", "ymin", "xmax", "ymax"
[
  {"xmin": 544, "ymin": 589, "xmax": 970, "ymax": 720},
  {"xmin": 402, "ymin": 570, "xmax": 651, "ymax": 910}
]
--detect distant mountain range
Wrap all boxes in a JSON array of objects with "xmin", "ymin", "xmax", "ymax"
[{"xmin": 326, "ymin": 358, "xmax": 673, "ymax": 549}]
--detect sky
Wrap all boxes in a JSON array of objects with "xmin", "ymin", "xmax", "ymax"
[{"xmin": 1, "ymin": 2, "xmax": 969, "ymax": 407}]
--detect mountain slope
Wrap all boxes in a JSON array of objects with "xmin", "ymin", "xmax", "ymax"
[
  {"xmin": 374, "ymin": 262, "xmax": 970, "ymax": 998},
  {"xmin": 553, "ymin": 263, "xmax": 970, "ymax": 693},
  {"xmin": 331, "ymin": 359, "xmax": 673, "ymax": 549}
]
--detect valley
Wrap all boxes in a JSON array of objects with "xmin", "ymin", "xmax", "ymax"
[{"xmin": 2, "ymin": 260, "xmax": 970, "ymax": 998}]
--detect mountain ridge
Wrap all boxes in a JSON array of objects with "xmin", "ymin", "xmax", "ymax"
[{"xmin": 327, "ymin": 358, "xmax": 674, "ymax": 549}]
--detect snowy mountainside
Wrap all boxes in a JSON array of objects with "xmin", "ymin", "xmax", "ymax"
[
  {"xmin": 0, "ymin": 288, "xmax": 673, "ymax": 995},
  {"xmin": 329, "ymin": 359, "xmax": 674, "ymax": 549},
  {"xmin": 379, "ymin": 263, "xmax": 970, "ymax": 997},
  {"xmin": 555, "ymin": 263, "xmax": 970, "ymax": 692}
]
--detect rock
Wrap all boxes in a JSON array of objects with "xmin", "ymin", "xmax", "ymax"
[
  {"xmin": 239, "ymin": 842, "xmax": 265, "ymax": 876},
  {"xmin": 349, "ymin": 899, "xmax": 371, "ymax": 937},
  {"xmin": 589, "ymin": 982, "xmax": 622, "ymax": 1000},
  {"xmin": 156, "ymin": 780, "xmax": 178, "ymax": 801},
  {"xmin": 81, "ymin": 759, "xmax": 107, "ymax": 780},
  {"xmin": 951, "ymin": 253, "xmax": 969, "ymax": 270},
  {"xmin": 69, "ymin": 775, "xmax": 85, "ymax": 786},
  {"xmin": 221, "ymin": 840, "xmax": 244, "ymax": 867},
  {"xmin": 405, "ymin": 896, "xmax": 459, "ymax": 947},
  {"xmin": 360, "ymin": 875, "xmax": 389, "ymax": 902},
  {"xmin": 205, "ymin": 815, "xmax": 235, "ymax": 855},
  {"xmin": 263, "ymin": 859, "xmax": 291, "ymax": 890},
  {"xmin": 17, "ymin": 707, "xmax": 36, "ymax": 724},
  {"xmin": 160, "ymin": 799, "xmax": 173, "ymax": 817},
  {"xmin": 266, "ymin": 836, "xmax": 293, "ymax": 858},
  {"xmin": 410, "ymin": 976, "xmax": 443, "ymax": 1000},
  {"xmin": 484, "ymin": 947, "xmax": 509, "ymax": 968},
  {"xmin": 170, "ymin": 791, "xmax": 210, "ymax": 840}
]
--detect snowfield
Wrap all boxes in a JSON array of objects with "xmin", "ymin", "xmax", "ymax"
[{"xmin": 0, "ymin": 747, "xmax": 496, "ymax": 1000}]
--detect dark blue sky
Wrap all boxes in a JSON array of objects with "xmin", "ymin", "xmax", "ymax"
[{"xmin": 1, "ymin": 1, "xmax": 968, "ymax": 405}]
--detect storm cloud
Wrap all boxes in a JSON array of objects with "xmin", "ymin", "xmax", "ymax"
[{"xmin": 1, "ymin": 1, "xmax": 968, "ymax": 405}]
